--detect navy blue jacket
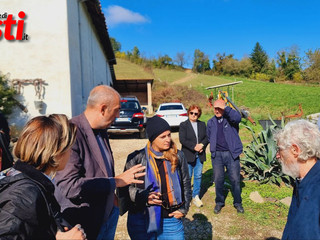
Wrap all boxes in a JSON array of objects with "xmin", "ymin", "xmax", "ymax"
[
  {"xmin": 207, "ymin": 106, "xmax": 243, "ymax": 159},
  {"xmin": 282, "ymin": 160, "xmax": 320, "ymax": 240}
]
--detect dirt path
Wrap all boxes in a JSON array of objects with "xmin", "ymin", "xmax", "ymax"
[
  {"xmin": 171, "ymin": 73, "xmax": 197, "ymax": 85},
  {"xmin": 110, "ymin": 133, "xmax": 283, "ymax": 240}
]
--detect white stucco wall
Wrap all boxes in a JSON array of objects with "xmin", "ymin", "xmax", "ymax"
[
  {"xmin": 67, "ymin": 1, "xmax": 113, "ymax": 116},
  {"xmin": 0, "ymin": 0, "xmax": 71, "ymax": 128},
  {"xmin": 0, "ymin": 0, "xmax": 114, "ymax": 129}
]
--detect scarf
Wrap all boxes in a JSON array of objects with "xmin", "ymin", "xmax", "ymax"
[{"xmin": 144, "ymin": 142, "xmax": 182, "ymax": 233}]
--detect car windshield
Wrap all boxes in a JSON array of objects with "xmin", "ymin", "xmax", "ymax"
[
  {"xmin": 159, "ymin": 105, "xmax": 183, "ymax": 111},
  {"xmin": 121, "ymin": 101, "xmax": 140, "ymax": 110}
]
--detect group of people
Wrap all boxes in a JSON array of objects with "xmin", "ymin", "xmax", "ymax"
[
  {"xmin": 0, "ymin": 84, "xmax": 319, "ymax": 240},
  {"xmin": 179, "ymin": 99, "xmax": 244, "ymax": 214}
]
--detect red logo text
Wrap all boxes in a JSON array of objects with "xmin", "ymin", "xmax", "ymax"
[{"xmin": 0, "ymin": 11, "xmax": 28, "ymax": 41}]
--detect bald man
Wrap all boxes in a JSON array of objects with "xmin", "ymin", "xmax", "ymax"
[
  {"xmin": 207, "ymin": 99, "xmax": 244, "ymax": 214},
  {"xmin": 54, "ymin": 85, "xmax": 146, "ymax": 240}
]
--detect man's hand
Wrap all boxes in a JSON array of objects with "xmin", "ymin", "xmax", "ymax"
[
  {"xmin": 147, "ymin": 192, "xmax": 162, "ymax": 205},
  {"xmin": 213, "ymin": 99, "xmax": 226, "ymax": 110},
  {"xmin": 56, "ymin": 224, "xmax": 87, "ymax": 240},
  {"xmin": 168, "ymin": 210, "xmax": 184, "ymax": 219},
  {"xmin": 114, "ymin": 164, "xmax": 146, "ymax": 187}
]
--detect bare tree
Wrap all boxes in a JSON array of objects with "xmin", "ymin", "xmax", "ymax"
[{"xmin": 175, "ymin": 51, "xmax": 186, "ymax": 68}]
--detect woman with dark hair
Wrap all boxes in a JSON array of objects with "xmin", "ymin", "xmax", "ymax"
[
  {"xmin": 0, "ymin": 114, "xmax": 86, "ymax": 240},
  {"xmin": 179, "ymin": 105, "xmax": 208, "ymax": 207},
  {"xmin": 119, "ymin": 116, "xmax": 191, "ymax": 240}
]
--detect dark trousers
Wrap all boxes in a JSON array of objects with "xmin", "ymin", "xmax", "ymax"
[{"xmin": 211, "ymin": 151, "xmax": 242, "ymax": 206}]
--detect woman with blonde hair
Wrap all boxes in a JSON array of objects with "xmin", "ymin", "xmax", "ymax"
[
  {"xmin": 0, "ymin": 114, "xmax": 86, "ymax": 240},
  {"xmin": 119, "ymin": 116, "xmax": 191, "ymax": 240}
]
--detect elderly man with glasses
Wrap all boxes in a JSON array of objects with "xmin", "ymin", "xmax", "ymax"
[
  {"xmin": 207, "ymin": 99, "xmax": 244, "ymax": 214},
  {"xmin": 179, "ymin": 105, "xmax": 209, "ymax": 207},
  {"xmin": 275, "ymin": 119, "xmax": 320, "ymax": 240}
]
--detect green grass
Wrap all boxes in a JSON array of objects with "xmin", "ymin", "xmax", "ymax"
[
  {"xmin": 152, "ymin": 70, "xmax": 319, "ymax": 144},
  {"xmin": 114, "ymin": 58, "xmax": 154, "ymax": 79},
  {"xmin": 191, "ymin": 75, "xmax": 319, "ymax": 121},
  {"xmin": 153, "ymin": 68, "xmax": 189, "ymax": 83},
  {"xmin": 202, "ymin": 155, "xmax": 291, "ymax": 231}
]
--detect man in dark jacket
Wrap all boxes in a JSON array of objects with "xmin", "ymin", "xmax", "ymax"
[
  {"xmin": 207, "ymin": 99, "xmax": 244, "ymax": 214},
  {"xmin": 54, "ymin": 85, "xmax": 145, "ymax": 240},
  {"xmin": 275, "ymin": 119, "xmax": 320, "ymax": 240}
]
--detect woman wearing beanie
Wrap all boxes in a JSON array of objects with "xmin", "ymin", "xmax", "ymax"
[{"xmin": 118, "ymin": 116, "xmax": 191, "ymax": 240}]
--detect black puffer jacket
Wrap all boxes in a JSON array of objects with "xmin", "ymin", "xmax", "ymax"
[
  {"xmin": 118, "ymin": 149, "xmax": 191, "ymax": 216},
  {"xmin": 0, "ymin": 161, "xmax": 70, "ymax": 240}
]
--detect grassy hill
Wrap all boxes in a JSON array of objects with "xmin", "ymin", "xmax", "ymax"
[
  {"xmin": 153, "ymin": 68, "xmax": 319, "ymax": 121},
  {"xmin": 114, "ymin": 58, "xmax": 154, "ymax": 79},
  {"xmin": 115, "ymin": 59, "xmax": 319, "ymax": 145}
]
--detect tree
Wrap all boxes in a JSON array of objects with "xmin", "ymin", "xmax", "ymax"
[
  {"xmin": 192, "ymin": 49, "xmax": 211, "ymax": 73},
  {"xmin": 132, "ymin": 46, "xmax": 140, "ymax": 59},
  {"xmin": 304, "ymin": 49, "xmax": 320, "ymax": 82},
  {"xmin": 250, "ymin": 42, "xmax": 268, "ymax": 73},
  {"xmin": 110, "ymin": 37, "xmax": 121, "ymax": 52},
  {"xmin": 212, "ymin": 53, "xmax": 234, "ymax": 75},
  {"xmin": 277, "ymin": 47, "xmax": 301, "ymax": 80},
  {"xmin": 156, "ymin": 54, "xmax": 173, "ymax": 68},
  {"xmin": 175, "ymin": 52, "xmax": 186, "ymax": 68}
]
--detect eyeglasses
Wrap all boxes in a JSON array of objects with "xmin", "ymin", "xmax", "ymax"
[{"xmin": 189, "ymin": 112, "xmax": 199, "ymax": 116}]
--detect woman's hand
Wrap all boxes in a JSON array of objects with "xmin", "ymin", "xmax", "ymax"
[
  {"xmin": 194, "ymin": 143, "xmax": 204, "ymax": 153},
  {"xmin": 56, "ymin": 224, "xmax": 87, "ymax": 240},
  {"xmin": 168, "ymin": 210, "xmax": 184, "ymax": 219},
  {"xmin": 147, "ymin": 192, "xmax": 162, "ymax": 205}
]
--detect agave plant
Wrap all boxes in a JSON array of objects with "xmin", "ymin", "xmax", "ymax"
[{"xmin": 240, "ymin": 117, "xmax": 294, "ymax": 186}]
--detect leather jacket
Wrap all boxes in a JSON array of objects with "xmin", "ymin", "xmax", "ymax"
[
  {"xmin": 118, "ymin": 148, "xmax": 191, "ymax": 216},
  {"xmin": 0, "ymin": 161, "xmax": 70, "ymax": 240}
]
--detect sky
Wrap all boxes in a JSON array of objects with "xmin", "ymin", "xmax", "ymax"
[{"xmin": 102, "ymin": 0, "xmax": 320, "ymax": 68}]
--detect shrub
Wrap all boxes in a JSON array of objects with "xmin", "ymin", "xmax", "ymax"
[
  {"xmin": 251, "ymin": 72, "xmax": 271, "ymax": 81},
  {"xmin": 293, "ymin": 72, "xmax": 303, "ymax": 83},
  {"xmin": 240, "ymin": 118, "xmax": 294, "ymax": 186},
  {"xmin": 152, "ymin": 82, "xmax": 207, "ymax": 110},
  {"xmin": 0, "ymin": 72, "xmax": 17, "ymax": 115}
]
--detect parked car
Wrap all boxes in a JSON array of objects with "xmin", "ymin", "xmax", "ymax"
[
  {"xmin": 155, "ymin": 102, "xmax": 188, "ymax": 128},
  {"xmin": 108, "ymin": 97, "xmax": 147, "ymax": 138}
]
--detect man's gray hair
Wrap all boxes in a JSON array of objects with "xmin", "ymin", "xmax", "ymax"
[
  {"xmin": 87, "ymin": 85, "xmax": 120, "ymax": 108},
  {"xmin": 275, "ymin": 119, "xmax": 320, "ymax": 161}
]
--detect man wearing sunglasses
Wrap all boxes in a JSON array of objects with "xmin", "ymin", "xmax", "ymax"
[
  {"xmin": 207, "ymin": 99, "xmax": 244, "ymax": 214},
  {"xmin": 179, "ymin": 105, "xmax": 208, "ymax": 207}
]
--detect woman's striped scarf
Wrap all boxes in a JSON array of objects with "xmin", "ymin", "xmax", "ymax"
[{"xmin": 144, "ymin": 142, "xmax": 182, "ymax": 233}]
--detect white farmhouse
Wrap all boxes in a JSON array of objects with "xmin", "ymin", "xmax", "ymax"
[{"xmin": 0, "ymin": 0, "xmax": 116, "ymax": 129}]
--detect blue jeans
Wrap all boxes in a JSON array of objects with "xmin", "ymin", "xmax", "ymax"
[
  {"xmin": 211, "ymin": 151, "xmax": 242, "ymax": 207},
  {"xmin": 97, "ymin": 206, "xmax": 119, "ymax": 240},
  {"xmin": 188, "ymin": 156, "xmax": 203, "ymax": 198},
  {"xmin": 128, "ymin": 212, "xmax": 184, "ymax": 240}
]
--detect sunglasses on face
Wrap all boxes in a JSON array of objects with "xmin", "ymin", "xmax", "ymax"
[{"xmin": 189, "ymin": 112, "xmax": 198, "ymax": 116}]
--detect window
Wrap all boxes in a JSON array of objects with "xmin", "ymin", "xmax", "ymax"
[{"xmin": 160, "ymin": 105, "xmax": 183, "ymax": 111}]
